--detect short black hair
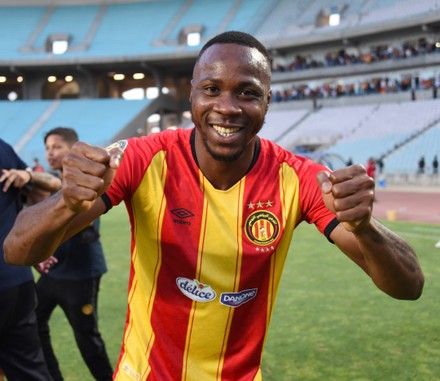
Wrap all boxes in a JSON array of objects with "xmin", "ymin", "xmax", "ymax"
[
  {"xmin": 44, "ymin": 127, "xmax": 78, "ymax": 145},
  {"xmin": 196, "ymin": 31, "xmax": 271, "ymax": 67}
]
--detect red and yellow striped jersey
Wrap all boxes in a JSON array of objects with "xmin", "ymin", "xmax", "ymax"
[{"xmin": 104, "ymin": 128, "xmax": 336, "ymax": 381}]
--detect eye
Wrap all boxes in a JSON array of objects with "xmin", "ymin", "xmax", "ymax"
[
  {"xmin": 204, "ymin": 85, "xmax": 219, "ymax": 95},
  {"xmin": 240, "ymin": 88, "xmax": 262, "ymax": 99}
]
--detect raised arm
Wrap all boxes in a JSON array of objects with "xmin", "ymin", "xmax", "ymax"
[
  {"xmin": 29, "ymin": 170, "xmax": 62, "ymax": 192},
  {"xmin": 3, "ymin": 142, "xmax": 123, "ymax": 266},
  {"xmin": 0, "ymin": 168, "xmax": 61, "ymax": 193},
  {"xmin": 317, "ymin": 165, "xmax": 424, "ymax": 300},
  {"xmin": 2, "ymin": 168, "xmax": 63, "ymax": 205}
]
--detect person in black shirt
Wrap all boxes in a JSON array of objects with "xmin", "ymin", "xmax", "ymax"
[
  {"xmin": 0, "ymin": 139, "xmax": 60, "ymax": 381},
  {"xmin": 35, "ymin": 128, "xmax": 113, "ymax": 381}
]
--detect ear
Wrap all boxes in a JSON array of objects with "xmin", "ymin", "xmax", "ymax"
[
  {"xmin": 189, "ymin": 80, "xmax": 194, "ymax": 102},
  {"xmin": 266, "ymin": 89, "xmax": 272, "ymax": 111}
]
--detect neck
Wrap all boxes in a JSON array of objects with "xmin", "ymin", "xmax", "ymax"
[
  {"xmin": 193, "ymin": 133, "xmax": 257, "ymax": 190},
  {"xmin": 199, "ymin": 160, "xmax": 249, "ymax": 190}
]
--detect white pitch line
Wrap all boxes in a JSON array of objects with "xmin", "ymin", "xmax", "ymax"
[{"xmin": 395, "ymin": 231, "xmax": 439, "ymax": 240}]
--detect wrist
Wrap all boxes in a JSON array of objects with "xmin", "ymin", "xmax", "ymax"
[{"xmin": 25, "ymin": 168, "xmax": 33, "ymax": 184}]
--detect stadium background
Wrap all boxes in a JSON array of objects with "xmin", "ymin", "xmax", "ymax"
[
  {"xmin": 1, "ymin": 2, "xmax": 440, "ymax": 380},
  {"xmin": 2, "ymin": 0, "xmax": 437, "ymax": 253},
  {"xmin": 1, "ymin": 0, "xmax": 440, "ymax": 189}
]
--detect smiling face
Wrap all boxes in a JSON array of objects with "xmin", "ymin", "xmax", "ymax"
[{"xmin": 191, "ymin": 43, "xmax": 272, "ymax": 164}]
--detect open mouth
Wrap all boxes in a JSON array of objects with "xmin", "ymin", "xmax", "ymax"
[{"xmin": 212, "ymin": 125, "xmax": 240, "ymax": 138}]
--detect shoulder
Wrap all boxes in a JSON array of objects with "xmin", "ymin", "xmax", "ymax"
[
  {"xmin": 0, "ymin": 139, "xmax": 27, "ymax": 169},
  {"xmin": 0, "ymin": 139, "xmax": 16, "ymax": 157},
  {"xmin": 106, "ymin": 129, "xmax": 193, "ymax": 199},
  {"xmin": 122, "ymin": 128, "xmax": 191, "ymax": 154}
]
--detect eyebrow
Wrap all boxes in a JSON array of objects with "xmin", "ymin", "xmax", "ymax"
[
  {"xmin": 197, "ymin": 76, "xmax": 222, "ymax": 83},
  {"xmin": 198, "ymin": 76, "xmax": 263, "ymax": 88}
]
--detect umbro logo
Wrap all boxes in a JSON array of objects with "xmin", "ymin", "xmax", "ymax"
[
  {"xmin": 171, "ymin": 208, "xmax": 194, "ymax": 218},
  {"xmin": 171, "ymin": 208, "xmax": 194, "ymax": 225}
]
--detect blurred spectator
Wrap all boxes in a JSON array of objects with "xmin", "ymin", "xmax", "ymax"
[
  {"xmin": 32, "ymin": 158, "xmax": 44, "ymax": 172},
  {"xmin": 377, "ymin": 158, "xmax": 384, "ymax": 174},
  {"xmin": 366, "ymin": 157, "xmax": 377, "ymax": 201},
  {"xmin": 366, "ymin": 157, "xmax": 376, "ymax": 180},
  {"xmin": 418, "ymin": 156, "xmax": 425, "ymax": 174},
  {"xmin": 432, "ymin": 155, "xmax": 438, "ymax": 175}
]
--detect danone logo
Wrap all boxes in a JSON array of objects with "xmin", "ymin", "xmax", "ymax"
[
  {"xmin": 220, "ymin": 288, "xmax": 258, "ymax": 308},
  {"xmin": 176, "ymin": 277, "xmax": 217, "ymax": 302},
  {"xmin": 245, "ymin": 210, "xmax": 280, "ymax": 246}
]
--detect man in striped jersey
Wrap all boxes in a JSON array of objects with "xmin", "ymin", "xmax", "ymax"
[{"xmin": 5, "ymin": 31, "xmax": 424, "ymax": 381}]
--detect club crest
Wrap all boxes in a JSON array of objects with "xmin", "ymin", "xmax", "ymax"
[{"xmin": 245, "ymin": 210, "xmax": 280, "ymax": 246}]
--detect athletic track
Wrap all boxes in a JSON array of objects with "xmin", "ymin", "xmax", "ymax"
[{"xmin": 373, "ymin": 188, "xmax": 440, "ymax": 225}]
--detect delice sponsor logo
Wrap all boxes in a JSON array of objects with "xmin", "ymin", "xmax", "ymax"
[
  {"xmin": 176, "ymin": 277, "xmax": 217, "ymax": 302},
  {"xmin": 220, "ymin": 288, "xmax": 258, "ymax": 307}
]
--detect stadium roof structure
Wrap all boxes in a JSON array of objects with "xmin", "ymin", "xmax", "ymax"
[
  {"xmin": 1, "ymin": 0, "xmax": 440, "ymax": 67},
  {"xmin": 0, "ymin": 0, "xmax": 149, "ymax": 4}
]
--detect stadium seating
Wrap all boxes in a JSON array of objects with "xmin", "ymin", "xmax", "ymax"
[
  {"xmin": 0, "ymin": 98, "xmax": 150, "ymax": 167},
  {"xmin": 0, "ymin": 0, "xmax": 271, "ymax": 59},
  {"xmin": 275, "ymin": 104, "xmax": 377, "ymax": 151},
  {"xmin": 0, "ymin": 6, "xmax": 47, "ymax": 59},
  {"xmin": 90, "ymin": 1, "xmax": 183, "ymax": 56},
  {"xmin": 324, "ymin": 99, "xmax": 440, "ymax": 169},
  {"xmin": 258, "ymin": 109, "xmax": 310, "ymax": 143},
  {"xmin": 0, "ymin": 100, "xmax": 51, "ymax": 145},
  {"xmin": 31, "ymin": 5, "xmax": 101, "ymax": 53},
  {"xmin": 384, "ymin": 122, "xmax": 440, "ymax": 174}
]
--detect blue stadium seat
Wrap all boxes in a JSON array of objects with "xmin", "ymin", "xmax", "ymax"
[{"xmin": 1, "ymin": 99, "xmax": 150, "ymax": 167}]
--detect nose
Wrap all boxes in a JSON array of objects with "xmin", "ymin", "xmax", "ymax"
[
  {"xmin": 212, "ymin": 92, "xmax": 242, "ymax": 115},
  {"xmin": 46, "ymin": 149, "xmax": 54, "ymax": 159}
]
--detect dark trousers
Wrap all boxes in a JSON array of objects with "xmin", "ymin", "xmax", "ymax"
[
  {"xmin": 36, "ymin": 275, "xmax": 113, "ymax": 381},
  {"xmin": 0, "ymin": 281, "xmax": 53, "ymax": 381}
]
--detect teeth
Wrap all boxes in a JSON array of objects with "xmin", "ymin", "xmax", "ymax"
[{"xmin": 212, "ymin": 125, "xmax": 240, "ymax": 137}]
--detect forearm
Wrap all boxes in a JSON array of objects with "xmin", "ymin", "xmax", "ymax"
[
  {"xmin": 337, "ymin": 220, "xmax": 424, "ymax": 300},
  {"xmin": 28, "ymin": 170, "xmax": 62, "ymax": 192},
  {"xmin": 3, "ymin": 192, "xmax": 76, "ymax": 265}
]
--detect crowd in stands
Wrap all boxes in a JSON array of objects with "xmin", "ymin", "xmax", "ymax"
[
  {"xmin": 272, "ymin": 37, "xmax": 439, "ymax": 72},
  {"xmin": 271, "ymin": 76, "xmax": 436, "ymax": 103},
  {"xmin": 271, "ymin": 37, "xmax": 440, "ymax": 103}
]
